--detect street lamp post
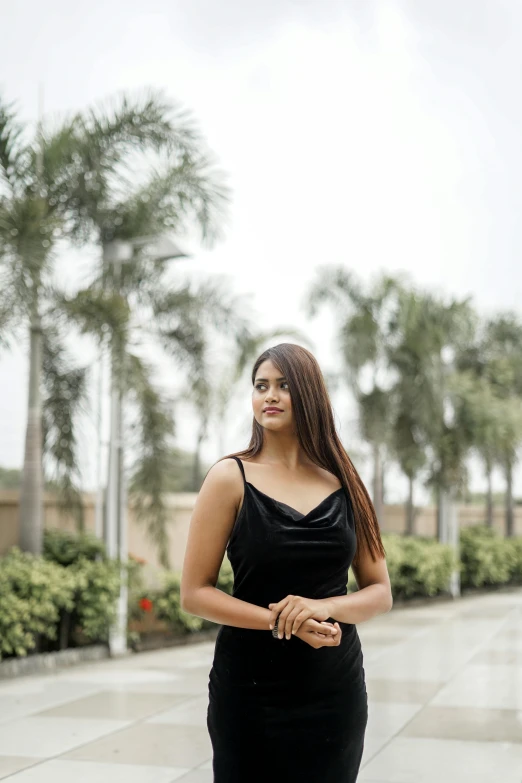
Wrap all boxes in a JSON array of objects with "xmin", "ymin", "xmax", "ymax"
[
  {"xmin": 102, "ymin": 236, "xmax": 187, "ymax": 656},
  {"xmin": 439, "ymin": 489, "xmax": 461, "ymax": 598}
]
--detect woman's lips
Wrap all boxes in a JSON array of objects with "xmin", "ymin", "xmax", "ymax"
[{"xmin": 264, "ymin": 409, "xmax": 283, "ymax": 414}]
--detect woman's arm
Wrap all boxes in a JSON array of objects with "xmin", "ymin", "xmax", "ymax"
[
  {"xmin": 266, "ymin": 544, "xmax": 392, "ymax": 638},
  {"xmin": 180, "ymin": 458, "xmax": 273, "ymax": 631},
  {"xmin": 325, "ymin": 544, "xmax": 393, "ymax": 624}
]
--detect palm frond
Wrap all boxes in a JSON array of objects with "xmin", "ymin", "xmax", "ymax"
[
  {"xmin": 42, "ymin": 332, "xmax": 88, "ymax": 529},
  {"xmin": 0, "ymin": 96, "xmax": 30, "ymax": 193},
  {"xmin": 102, "ymin": 156, "xmax": 229, "ymax": 249},
  {"xmin": 58, "ymin": 287, "xmax": 130, "ymax": 345},
  {"xmin": 232, "ymin": 326, "xmax": 312, "ymax": 381},
  {"xmin": 79, "ymin": 87, "xmax": 200, "ymax": 160},
  {"xmin": 127, "ymin": 353, "xmax": 175, "ymax": 567},
  {"xmin": 65, "ymin": 89, "xmax": 202, "ymax": 241},
  {"xmin": 304, "ymin": 265, "xmax": 361, "ymax": 318}
]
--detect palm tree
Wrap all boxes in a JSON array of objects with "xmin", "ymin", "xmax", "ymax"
[
  {"xmin": 306, "ymin": 267, "xmax": 403, "ymax": 523},
  {"xmin": 387, "ymin": 288, "xmax": 475, "ymax": 535},
  {"xmin": 459, "ymin": 314, "xmax": 522, "ymax": 535},
  {"xmin": 413, "ymin": 293, "xmax": 477, "ymax": 540},
  {"xmin": 58, "ymin": 89, "xmax": 231, "ymax": 565},
  {"xmin": 386, "ymin": 291, "xmax": 430, "ymax": 533},
  {"xmin": 0, "ymin": 96, "xmax": 88, "ymax": 553},
  {"xmin": 451, "ymin": 370, "xmax": 516, "ymax": 529}
]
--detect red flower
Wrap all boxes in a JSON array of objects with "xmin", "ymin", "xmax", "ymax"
[
  {"xmin": 139, "ymin": 597, "xmax": 153, "ymax": 612},
  {"xmin": 129, "ymin": 553, "xmax": 147, "ymax": 565}
]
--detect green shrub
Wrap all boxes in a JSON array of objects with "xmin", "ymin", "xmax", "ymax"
[
  {"xmin": 0, "ymin": 533, "xmax": 121, "ymax": 659},
  {"xmin": 72, "ymin": 558, "xmax": 121, "ymax": 641},
  {"xmin": 43, "ymin": 529, "xmax": 121, "ymax": 643},
  {"xmin": 127, "ymin": 557, "xmax": 147, "ymax": 623},
  {"xmin": 508, "ymin": 537, "xmax": 522, "ymax": 582},
  {"xmin": 43, "ymin": 528, "xmax": 106, "ymax": 566},
  {"xmin": 459, "ymin": 525, "xmax": 521, "ymax": 588},
  {"xmin": 155, "ymin": 572, "xmax": 206, "ymax": 633},
  {"xmin": 217, "ymin": 556, "xmax": 234, "ymax": 595},
  {"xmin": 383, "ymin": 533, "xmax": 456, "ymax": 599},
  {"xmin": 0, "ymin": 548, "xmax": 76, "ymax": 659},
  {"xmin": 347, "ymin": 533, "xmax": 455, "ymax": 600},
  {"xmin": 153, "ymin": 556, "xmax": 235, "ymax": 635}
]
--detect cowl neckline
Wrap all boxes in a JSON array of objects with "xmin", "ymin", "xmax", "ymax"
[{"xmin": 245, "ymin": 481, "xmax": 344, "ymax": 521}]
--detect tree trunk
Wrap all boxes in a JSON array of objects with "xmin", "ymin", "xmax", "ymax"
[
  {"xmin": 405, "ymin": 475, "xmax": 415, "ymax": 535},
  {"xmin": 436, "ymin": 486, "xmax": 442, "ymax": 541},
  {"xmin": 19, "ymin": 308, "xmax": 44, "ymax": 554},
  {"xmin": 505, "ymin": 459, "xmax": 514, "ymax": 537},
  {"xmin": 372, "ymin": 443, "xmax": 383, "ymax": 523},
  {"xmin": 485, "ymin": 461, "xmax": 493, "ymax": 529},
  {"xmin": 105, "ymin": 333, "xmax": 121, "ymax": 559}
]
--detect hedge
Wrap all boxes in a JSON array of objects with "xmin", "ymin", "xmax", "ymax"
[
  {"xmin": 2, "ymin": 525, "xmax": 521, "ymax": 658},
  {"xmin": 0, "ymin": 531, "xmax": 121, "ymax": 660}
]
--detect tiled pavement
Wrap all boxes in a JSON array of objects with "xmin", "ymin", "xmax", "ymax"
[{"xmin": 0, "ymin": 587, "xmax": 521, "ymax": 782}]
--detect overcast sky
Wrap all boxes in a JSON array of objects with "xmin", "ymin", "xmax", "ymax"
[{"xmin": 1, "ymin": 0, "xmax": 521, "ymax": 499}]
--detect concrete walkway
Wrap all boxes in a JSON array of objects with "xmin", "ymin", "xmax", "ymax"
[{"xmin": 0, "ymin": 586, "xmax": 521, "ymax": 783}]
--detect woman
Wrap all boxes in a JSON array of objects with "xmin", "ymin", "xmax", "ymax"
[{"xmin": 181, "ymin": 343, "xmax": 392, "ymax": 782}]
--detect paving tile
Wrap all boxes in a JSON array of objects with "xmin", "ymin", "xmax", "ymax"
[
  {"xmin": 175, "ymin": 771, "xmax": 213, "ymax": 783},
  {"xmin": 125, "ymin": 644, "xmax": 215, "ymax": 669},
  {"xmin": 366, "ymin": 678, "xmax": 442, "ymax": 703},
  {"xmin": 0, "ymin": 677, "xmax": 96, "ymax": 698},
  {"xmin": 361, "ymin": 734, "xmax": 395, "ymax": 765},
  {"xmin": 0, "ymin": 682, "xmax": 101, "ymax": 724},
  {"xmin": 400, "ymin": 704, "xmax": 522, "ymax": 743},
  {"xmin": 359, "ymin": 736, "xmax": 522, "ymax": 782},
  {"xmin": 0, "ymin": 757, "xmax": 41, "ymax": 779},
  {"xmin": 366, "ymin": 701, "xmax": 422, "ymax": 739},
  {"xmin": 0, "ymin": 717, "xmax": 128, "ymax": 758},
  {"xmin": 36, "ymin": 690, "xmax": 190, "ymax": 721},
  {"xmin": 431, "ymin": 663, "xmax": 522, "ymax": 709},
  {"xmin": 487, "ymin": 628, "xmax": 522, "ymax": 652},
  {"xmin": 366, "ymin": 655, "xmax": 460, "ymax": 683},
  {"xmin": 56, "ymin": 668, "xmax": 182, "ymax": 686},
  {"xmin": 459, "ymin": 604, "xmax": 516, "ymax": 618},
  {"xmin": 148, "ymin": 695, "xmax": 208, "ymax": 726},
  {"xmin": 103, "ymin": 680, "xmax": 206, "ymax": 696},
  {"xmin": 3, "ymin": 759, "xmax": 189, "ymax": 782},
  {"xmin": 470, "ymin": 648, "xmax": 522, "ymax": 665},
  {"xmin": 366, "ymin": 631, "xmax": 492, "ymax": 682},
  {"xmin": 358, "ymin": 630, "xmax": 412, "ymax": 645},
  {"xmin": 64, "ymin": 722, "xmax": 212, "ymax": 768},
  {"xmin": 375, "ymin": 615, "xmax": 437, "ymax": 626}
]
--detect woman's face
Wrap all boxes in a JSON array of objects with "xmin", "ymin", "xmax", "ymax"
[{"xmin": 252, "ymin": 359, "xmax": 293, "ymax": 430}]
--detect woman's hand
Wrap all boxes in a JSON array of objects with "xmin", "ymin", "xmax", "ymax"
[
  {"xmin": 294, "ymin": 618, "xmax": 342, "ymax": 649},
  {"xmin": 268, "ymin": 595, "xmax": 333, "ymax": 639}
]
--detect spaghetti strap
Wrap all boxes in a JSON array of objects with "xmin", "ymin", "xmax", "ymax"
[{"xmin": 229, "ymin": 455, "xmax": 246, "ymax": 483}]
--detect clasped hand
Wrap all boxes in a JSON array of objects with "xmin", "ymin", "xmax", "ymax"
[{"xmin": 268, "ymin": 594, "xmax": 341, "ymax": 649}]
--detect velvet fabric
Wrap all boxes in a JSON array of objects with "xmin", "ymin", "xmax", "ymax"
[{"xmin": 207, "ymin": 456, "xmax": 368, "ymax": 782}]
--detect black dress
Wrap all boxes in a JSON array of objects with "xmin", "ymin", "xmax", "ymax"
[{"xmin": 207, "ymin": 456, "xmax": 368, "ymax": 782}]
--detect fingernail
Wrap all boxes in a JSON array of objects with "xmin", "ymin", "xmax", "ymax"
[{"xmin": 269, "ymin": 624, "xmax": 273, "ymax": 630}]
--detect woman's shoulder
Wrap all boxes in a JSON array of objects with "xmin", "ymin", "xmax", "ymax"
[{"xmin": 203, "ymin": 455, "xmax": 246, "ymax": 488}]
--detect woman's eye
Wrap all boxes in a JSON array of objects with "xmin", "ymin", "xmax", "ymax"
[{"xmin": 255, "ymin": 383, "xmax": 288, "ymax": 390}]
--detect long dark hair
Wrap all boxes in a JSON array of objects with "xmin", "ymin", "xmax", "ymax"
[{"xmin": 220, "ymin": 343, "xmax": 386, "ymax": 566}]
